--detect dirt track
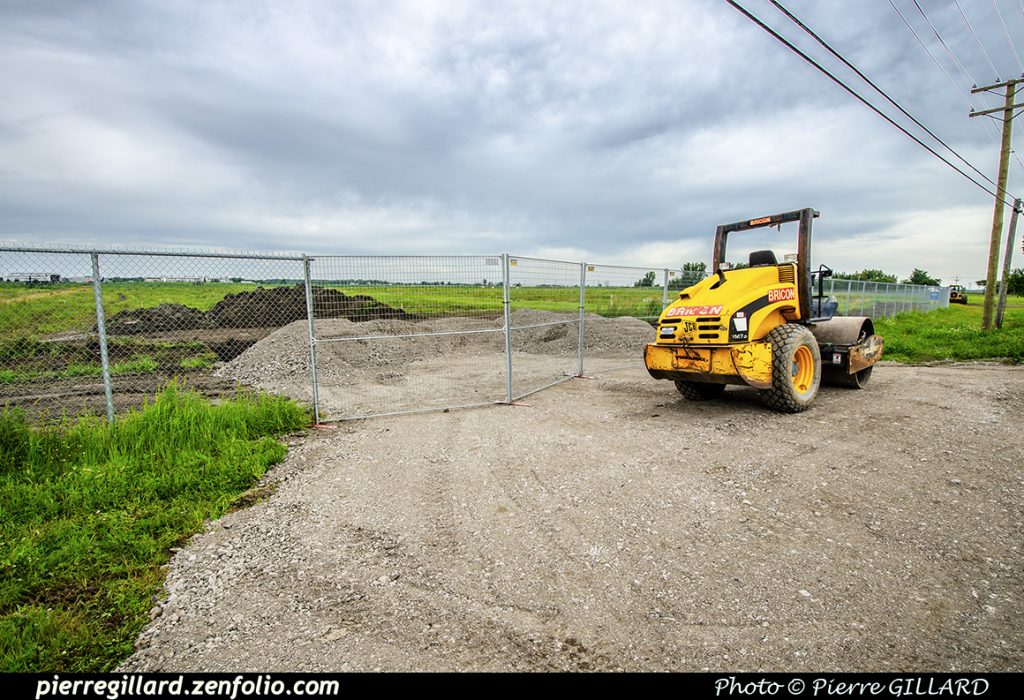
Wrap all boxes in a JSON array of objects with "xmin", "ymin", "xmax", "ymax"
[{"xmin": 121, "ymin": 360, "xmax": 1024, "ymax": 672}]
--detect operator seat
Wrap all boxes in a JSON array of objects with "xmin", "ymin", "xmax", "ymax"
[{"xmin": 749, "ymin": 250, "xmax": 778, "ymax": 267}]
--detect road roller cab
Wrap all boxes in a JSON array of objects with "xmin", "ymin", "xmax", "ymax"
[{"xmin": 644, "ymin": 208, "xmax": 884, "ymax": 412}]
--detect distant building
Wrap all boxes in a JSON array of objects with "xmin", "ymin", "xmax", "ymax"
[
  {"xmin": 7, "ymin": 272, "xmax": 61, "ymax": 283},
  {"xmin": 144, "ymin": 276, "xmax": 196, "ymax": 283},
  {"xmin": 141, "ymin": 276, "xmax": 231, "ymax": 283}
]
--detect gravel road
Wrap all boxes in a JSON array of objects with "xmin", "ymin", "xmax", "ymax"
[{"xmin": 119, "ymin": 356, "xmax": 1024, "ymax": 672}]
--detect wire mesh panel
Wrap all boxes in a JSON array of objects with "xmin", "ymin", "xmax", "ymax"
[
  {"xmin": 577, "ymin": 264, "xmax": 697, "ymax": 378},
  {"xmin": 826, "ymin": 279, "xmax": 947, "ymax": 319},
  {"xmin": 0, "ymin": 249, "xmax": 99, "ymax": 419},
  {"xmin": 92, "ymin": 251, "xmax": 307, "ymax": 411},
  {"xmin": 308, "ymin": 255, "xmax": 505, "ymax": 420},
  {"xmin": 507, "ymin": 256, "xmax": 582, "ymax": 401},
  {"xmin": 583, "ymin": 264, "xmax": 667, "ymax": 321}
]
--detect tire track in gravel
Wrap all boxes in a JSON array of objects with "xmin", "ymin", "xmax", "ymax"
[{"xmin": 122, "ymin": 363, "xmax": 1024, "ymax": 672}]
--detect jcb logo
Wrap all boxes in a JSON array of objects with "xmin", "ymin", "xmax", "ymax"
[{"xmin": 767, "ymin": 287, "xmax": 796, "ymax": 303}]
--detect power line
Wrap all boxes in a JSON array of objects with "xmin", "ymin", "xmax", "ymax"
[
  {"xmin": 887, "ymin": 0, "xmax": 976, "ymax": 107},
  {"xmin": 953, "ymin": 0, "xmax": 999, "ymax": 80},
  {"xmin": 766, "ymin": 0, "xmax": 999, "ymax": 190},
  {"xmin": 991, "ymin": 0, "xmax": 1024, "ymax": 74},
  {"xmin": 721, "ymin": 0, "xmax": 1007, "ymax": 200},
  {"xmin": 888, "ymin": 0, "xmax": 1024, "ymax": 180},
  {"xmin": 911, "ymin": 0, "xmax": 985, "ymax": 84}
]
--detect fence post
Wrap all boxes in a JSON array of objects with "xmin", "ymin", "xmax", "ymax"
[
  {"xmin": 578, "ymin": 263, "xmax": 587, "ymax": 377},
  {"xmin": 90, "ymin": 252, "xmax": 115, "ymax": 424},
  {"xmin": 302, "ymin": 256, "xmax": 321, "ymax": 425},
  {"xmin": 502, "ymin": 253, "xmax": 513, "ymax": 404},
  {"xmin": 662, "ymin": 268, "xmax": 669, "ymax": 308},
  {"xmin": 860, "ymin": 280, "xmax": 868, "ymax": 316}
]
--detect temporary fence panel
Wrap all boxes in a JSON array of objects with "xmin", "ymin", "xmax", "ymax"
[
  {"xmin": 824, "ymin": 278, "xmax": 948, "ymax": 318},
  {"xmin": 90, "ymin": 251, "xmax": 306, "ymax": 416},
  {"xmin": 0, "ymin": 249, "xmax": 101, "ymax": 419},
  {"xmin": 581, "ymin": 264, "xmax": 668, "ymax": 321},
  {"xmin": 308, "ymin": 255, "xmax": 505, "ymax": 421},
  {"xmin": 507, "ymin": 256, "xmax": 582, "ymax": 401}
]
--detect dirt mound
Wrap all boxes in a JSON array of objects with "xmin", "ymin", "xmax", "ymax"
[
  {"xmin": 104, "ymin": 304, "xmax": 206, "ymax": 335},
  {"xmin": 104, "ymin": 285, "xmax": 416, "ymax": 335}
]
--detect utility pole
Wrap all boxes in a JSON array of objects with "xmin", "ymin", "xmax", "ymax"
[
  {"xmin": 995, "ymin": 197, "xmax": 1022, "ymax": 328},
  {"xmin": 970, "ymin": 78, "xmax": 1024, "ymax": 330}
]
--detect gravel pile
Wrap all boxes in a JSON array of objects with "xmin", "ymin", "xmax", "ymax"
[
  {"xmin": 505, "ymin": 309, "xmax": 655, "ymax": 356},
  {"xmin": 215, "ymin": 310, "xmax": 655, "ymax": 391}
]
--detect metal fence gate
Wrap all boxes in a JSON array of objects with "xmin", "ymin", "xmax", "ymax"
[{"xmin": 306, "ymin": 255, "xmax": 506, "ymax": 422}]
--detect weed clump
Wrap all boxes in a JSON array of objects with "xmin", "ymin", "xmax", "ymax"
[{"xmin": 0, "ymin": 382, "xmax": 309, "ymax": 671}]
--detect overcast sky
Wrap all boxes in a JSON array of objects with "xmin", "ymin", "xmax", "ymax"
[{"xmin": 3, "ymin": 0, "xmax": 1024, "ymax": 283}]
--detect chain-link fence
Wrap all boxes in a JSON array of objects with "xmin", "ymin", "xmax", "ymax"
[
  {"xmin": 0, "ymin": 246, "xmax": 306, "ymax": 421},
  {"xmin": 307, "ymin": 255, "xmax": 505, "ymax": 421},
  {"xmin": 824, "ymin": 278, "xmax": 948, "ymax": 316},
  {"xmin": 1, "ymin": 244, "xmax": 948, "ymax": 423}
]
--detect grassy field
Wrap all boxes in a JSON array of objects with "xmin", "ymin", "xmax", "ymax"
[
  {"xmin": 876, "ymin": 293, "xmax": 1024, "ymax": 362},
  {"xmin": 0, "ymin": 383, "xmax": 309, "ymax": 671},
  {"xmin": 0, "ymin": 281, "xmax": 270, "ymax": 337},
  {"xmin": 0, "ymin": 280, "xmax": 666, "ymax": 337},
  {"xmin": 0, "ymin": 282, "xmax": 667, "ymax": 386},
  {"xmin": 0, "ymin": 282, "xmax": 1021, "ymax": 387}
]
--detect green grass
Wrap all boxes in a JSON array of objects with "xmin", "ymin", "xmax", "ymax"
[
  {"xmin": 0, "ymin": 383, "xmax": 309, "ymax": 671},
  {"xmin": 3, "ymin": 281, "xmax": 1022, "ymax": 368},
  {"xmin": 0, "ymin": 281, "xmax": 667, "ymax": 339},
  {"xmin": 178, "ymin": 353, "xmax": 218, "ymax": 371},
  {"xmin": 0, "ymin": 356, "xmax": 161, "ymax": 385},
  {"xmin": 334, "ymin": 283, "xmax": 668, "ymax": 318},
  {"xmin": 0, "ymin": 282, "xmax": 274, "ymax": 337},
  {"xmin": 876, "ymin": 294, "xmax": 1024, "ymax": 363}
]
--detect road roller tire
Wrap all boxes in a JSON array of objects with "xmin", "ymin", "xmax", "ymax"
[
  {"xmin": 675, "ymin": 381, "xmax": 726, "ymax": 401},
  {"xmin": 761, "ymin": 324, "xmax": 821, "ymax": 413}
]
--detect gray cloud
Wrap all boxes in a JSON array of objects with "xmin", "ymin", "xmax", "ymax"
[{"xmin": 3, "ymin": 0, "xmax": 1024, "ymax": 283}]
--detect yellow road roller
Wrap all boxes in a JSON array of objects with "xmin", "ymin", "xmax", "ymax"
[{"xmin": 644, "ymin": 208, "xmax": 884, "ymax": 412}]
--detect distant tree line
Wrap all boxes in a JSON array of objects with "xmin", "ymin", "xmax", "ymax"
[
  {"xmin": 645, "ymin": 263, "xmax": 945, "ymax": 287},
  {"xmin": 834, "ymin": 268, "xmax": 940, "ymax": 286},
  {"xmin": 833, "ymin": 269, "xmax": 897, "ymax": 283}
]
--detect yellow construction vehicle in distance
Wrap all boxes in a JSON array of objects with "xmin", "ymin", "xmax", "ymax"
[
  {"xmin": 948, "ymin": 284, "xmax": 968, "ymax": 304},
  {"xmin": 644, "ymin": 208, "xmax": 884, "ymax": 413}
]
